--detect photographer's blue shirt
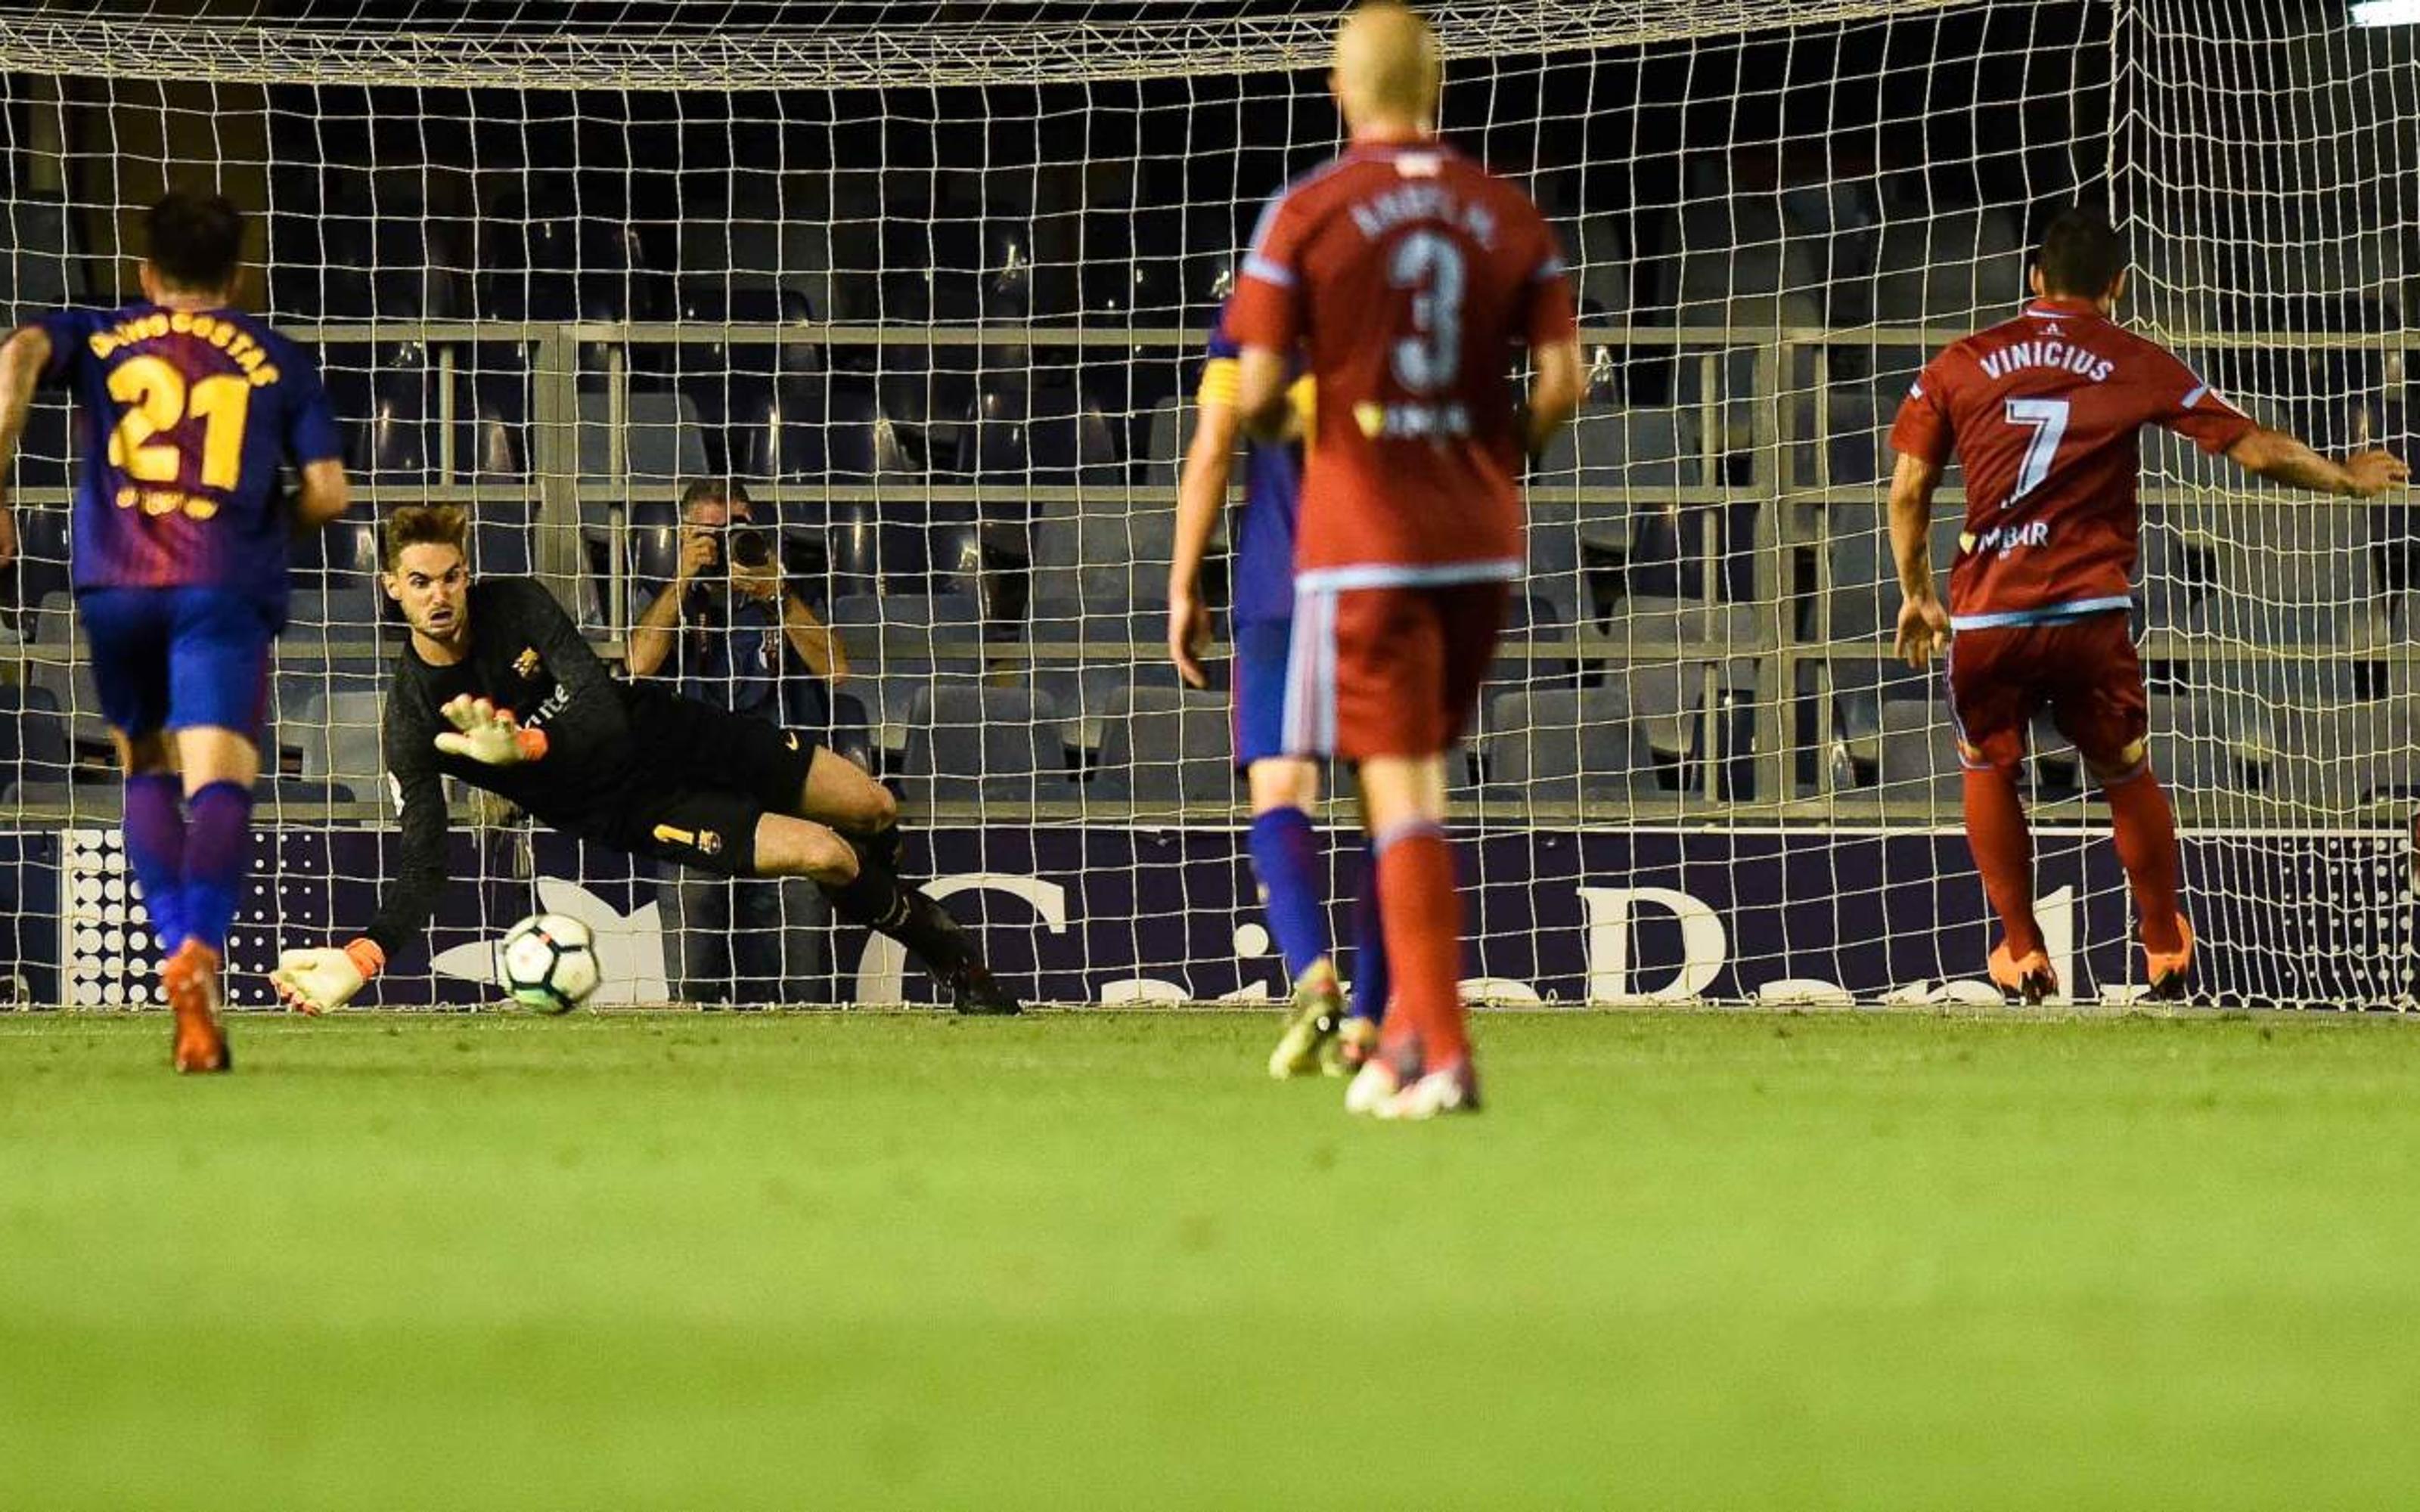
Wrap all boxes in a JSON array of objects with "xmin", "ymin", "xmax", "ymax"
[{"xmin": 654, "ymin": 586, "xmax": 827, "ymax": 730}]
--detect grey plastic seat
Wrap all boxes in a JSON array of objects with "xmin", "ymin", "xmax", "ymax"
[
  {"xmin": 2273, "ymin": 698, "xmax": 2420, "ymax": 812},
  {"xmin": 1607, "ymin": 596, "xmax": 1758, "ymax": 758},
  {"xmin": 1478, "ymin": 686, "xmax": 1658, "ymax": 803},
  {"xmin": 826, "ymin": 593, "xmax": 987, "ymax": 748},
  {"xmin": 1028, "ymin": 497, "xmax": 1177, "ymax": 608},
  {"xmin": 1091, "ymin": 686, "xmax": 1233, "ymax": 805},
  {"xmin": 1878, "ymin": 696, "xmax": 1960, "ymax": 802},
  {"xmin": 295, "ymin": 691, "xmax": 386, "ymax": 799},
  {"xmin": 576, "ymin": 391, "xmax": 710, "ymax": 494},
  {"xmin": 902, "ymin": 685, "xmax": 1068, "ymax": 809}
]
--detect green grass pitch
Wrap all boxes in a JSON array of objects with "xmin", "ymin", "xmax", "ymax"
[{"xmin": 8, "ymin": 1008, "xmax": 2420, "ymax": 1510}]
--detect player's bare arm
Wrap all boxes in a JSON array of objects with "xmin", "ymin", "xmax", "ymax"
[
  {"xmin": 1524, "ymin": 337, "xmax": 1586, "ymax": 454},
  {"xmin": 1168, "ymin": 392, "xmax": 1240, "ymax": 689},
  {"xmin": 293, "ymin": 457, "xmax": 350, "ymax": 531},
  {"xmin": 1888, "ymin": 450, "xmax": 1951, "ymax": 666},
  {"xmin": 2225, "ymin": 427, "xmax": 2409, "ymax": 498},
  {"xmin": 1233, "ymin": 347, "xmax": 1294, "ymax": 444},
  {"xmin": 0, "ymin": 324, "xmax": 52, "ymax": 562}
]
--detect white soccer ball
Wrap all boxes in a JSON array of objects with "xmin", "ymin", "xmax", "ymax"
[{"xmin": 495, "ymin": 913, "xmax": 600, "ymax": 1015}]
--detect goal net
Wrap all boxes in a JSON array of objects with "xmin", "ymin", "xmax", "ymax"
[{"xmin": 0, "ymin": 0, "xmax": 2409, "ymax": 1009}]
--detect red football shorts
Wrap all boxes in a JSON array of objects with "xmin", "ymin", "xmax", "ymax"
[
  {"xmin": 1944, "ymin": 610, "xmax": 2148, "ymax": 772},
  {"xmin": 1284, "ymin": 578, "xmax": 1510, "ymax": 760}
]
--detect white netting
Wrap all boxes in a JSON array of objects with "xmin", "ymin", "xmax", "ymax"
[{"xmin": 1, "ymin": 0, "xmax": 2411, "ymax": 1009}]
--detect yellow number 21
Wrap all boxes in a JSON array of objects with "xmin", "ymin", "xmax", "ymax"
[{"xmin": 106, "ymin": 355, "xmax": 253, "ymax": 491}]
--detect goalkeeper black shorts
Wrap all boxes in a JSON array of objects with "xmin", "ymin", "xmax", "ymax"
[{"xmin": 607, "ymin": 690, "xmax": 821, "ymax": 876}]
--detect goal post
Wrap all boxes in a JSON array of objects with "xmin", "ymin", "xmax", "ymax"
[{"xmin": 0, "ymin": 0, "xmax": 2411, "ymax": 1010}]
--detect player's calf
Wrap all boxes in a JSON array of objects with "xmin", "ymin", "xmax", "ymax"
[{"xmin": 752, "ymin": 814, "xmax": 859, "ymax": 887}]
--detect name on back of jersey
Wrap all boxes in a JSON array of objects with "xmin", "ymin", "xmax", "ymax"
[
  {"xmin": 85, "ymin": 308, "xmax": 284, "ymax": 387},
  {"xmin": 1347, "ymin": 177, "xmax": 1499, "ymax": 248},
  {"xmin": 1978, "ymin": 336, "xmax": 2114, "ymax": 385}
]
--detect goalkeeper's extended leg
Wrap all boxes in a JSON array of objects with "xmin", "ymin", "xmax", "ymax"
[{"xmin": 752, "ymin": 813, "xmax": 1021, "ymax": 1015}]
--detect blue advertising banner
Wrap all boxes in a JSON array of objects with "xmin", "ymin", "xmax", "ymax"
[{"xmin": 2, "ymin": 823, "xmax": 2411, "ymax": 1010}]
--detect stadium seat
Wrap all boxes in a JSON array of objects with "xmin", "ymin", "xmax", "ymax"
[
  {"xmin": 1877, "ymin": 696, "xmax": 1960, "ymax": 802},
  {"xmin": 1524, "ymin": 503, "xmax": 1591, "ymax": 626},
  {"xmin": 0, "ymin": 189, "xmax": 81, "ymax": 327},
  {"xmin": 12, "ymin": 502, "xmax": 76, "ymax": 625},
  {"xmin": 0, "ymin": 682, "xmax": 73, "ymax": 798},
  {"xmin": 1789, "ymin": 386, "xmax": 1885, "ymax": 488},
  {"xmin": 24, "ymin": 589, "xmax": 74, "ymax": 646},
  {"xmin": 901, "ymin": 685, "xmax": 1069, "ymax": 808},
  {"xmin": 577, "ymin": 391, "xmax": 710, "ymax": 495},
  {"xmin": 284, "ymin": 587, "xmax": 383, "ymax": 646},
  {"xmin": 1609, "ymin": 596, "xmax": 1759, "ymax": 760},
  {"xmin": 1478, "ymin": 687, "xmax": 1658, "ymax": 803},
  {"xmin": 1028, "ymin": 497, "xmax": 1178, "ymax": 609},
  {"xmin": 1144, "ymin": 398, "xmax": 1188, "ymax": 488},
  {"xmin": 470, "ymin": 516, "xmax": 536, "ymax": 580},
  {"xmin": 824, "ymin": 593, "xmax": 987, "ymax": 748},
  {"xmin": 2155, "ymin": 696, "xmax": 2273, "ymax": 800},
  {"xmin": 2274, "ymin": 698, "xmax": 2420, "ymax": 811},
  {"xmin": 8, "ymin": 392, "xmax": 73, "ymax": 491},
  {"xmin": 1869, "ymin": 207, "xmax": 2027, "ymax": 327},
  {"xmin": 23, "ymin": 654, "xmax": 107, "ymax": 752},
  {"xmin": 1090, "ymin": 686, "xmax": 1233, "ymax": 805},
  {"xmin": 294, "ymin": 691, "xmax": 385, "ymax": 799},
  {"xmin": 1021, "ymin": 600, "xmax": 1182, "ymax": 752},
  {"xmin": 956, "ymin": 385, "xmax": 1123, "ymax": 488}
]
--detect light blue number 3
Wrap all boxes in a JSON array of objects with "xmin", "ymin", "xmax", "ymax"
[{"xmin": 1388, "ymin": 228, "xmax": 1466, "ymax": 395}]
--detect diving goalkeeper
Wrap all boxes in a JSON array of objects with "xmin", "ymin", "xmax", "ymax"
[{"xmin": 268, "ymin": 503, "xmax": 1021, "ymax": 1014}]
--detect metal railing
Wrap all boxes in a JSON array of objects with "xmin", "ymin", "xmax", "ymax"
[{"xmin": 4, "ymin": 316, "xmax": 2412, "ymax": 829}]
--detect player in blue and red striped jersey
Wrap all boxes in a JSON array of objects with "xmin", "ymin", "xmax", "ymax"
[
  {"xmin": 1169, "ymin": 300, "xmax": 1390, "ymax": 1078},
  {"xmin": 0, "ymin": 191, "xmax": 350, "ymax": 1070},
  {"xmin": 1889, "ymin": 206, "xmax": 2406, "ymax": 1003}
]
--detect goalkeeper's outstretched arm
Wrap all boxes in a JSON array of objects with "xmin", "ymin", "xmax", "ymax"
[{"xmin": 271, "ymin": 699, "xmax": 451, "ymax": 1013}]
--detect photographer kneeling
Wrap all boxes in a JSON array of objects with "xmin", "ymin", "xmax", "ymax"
[{"xmin": 627, "ymin": 479, "xmax": 849, "ymax": 1005}]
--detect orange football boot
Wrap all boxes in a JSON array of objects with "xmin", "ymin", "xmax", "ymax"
[
  {"xmin": 1987, "ymin": 940, "xmax": 2058, "ymax": 1005},
  {"xmin": 163, "ymin": 940, "xmax": 231, "ymax": 1074},
  {"xmin": 2144, "ymin": 915, "xmax": 2195, "ymax": 1002}
]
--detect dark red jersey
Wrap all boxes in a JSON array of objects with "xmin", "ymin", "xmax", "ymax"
[
  {"xmin": 1888, "ymin": 298, "xmax": 2256, "ymax": 628},
  {"xmin": 1225, "ymin": 141, "xmax": 1576, "ymax": 587}
]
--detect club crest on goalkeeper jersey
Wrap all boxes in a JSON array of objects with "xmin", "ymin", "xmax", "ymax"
[
  {"xmin": 36, "ymin": 302, "xmax": 342, "ymax": 606},
  {"xmin": 1888, "ymin": 299, "xmax": 2256, "ymax": 631}
]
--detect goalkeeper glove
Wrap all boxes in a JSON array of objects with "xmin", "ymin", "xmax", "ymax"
[
  {"xmin": 269, "ymin": 937, "xmax": 385, "ymax": 1016},
  {"xmin": 435, "ymin": 695, "xmax": 548, "ymax": 766}
]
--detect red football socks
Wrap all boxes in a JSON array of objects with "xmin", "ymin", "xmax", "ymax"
[
  {"xmin": 2104, "ymin": 764, "xmax": 2186, "ymax": 954},
  {"xmin": 1962, "ymin": 766, "xmax": 2043, "ymax": 958},
  {"xmin": 1374, "ymin": 822, "xmax": 1468, "ymax": 1067}
]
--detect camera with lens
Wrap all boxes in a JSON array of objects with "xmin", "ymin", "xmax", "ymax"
[{"xmin": 727, "ymin": 528, "xmax": 774, "ymax": 571}]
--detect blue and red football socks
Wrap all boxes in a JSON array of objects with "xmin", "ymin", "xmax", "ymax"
[
  {"xmin": 122, "ymin": 772, "xmax": 188, "ymax": 956},
  {"xmin": 1247, "ymin": 805, "xmax": 1331, "ymax": 980},
  {"xmin": 179, "ymin": 780, "xmax": 254, "ymax": 957}
]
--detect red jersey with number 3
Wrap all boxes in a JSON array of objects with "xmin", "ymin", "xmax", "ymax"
[
  {"xmin": 1888, "ymin": 299, "xmax": 2256, "ymax": 630},
  {"xmin": 1225, "ymin": 141, "xmax": 1576, "ymax": 581}
]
